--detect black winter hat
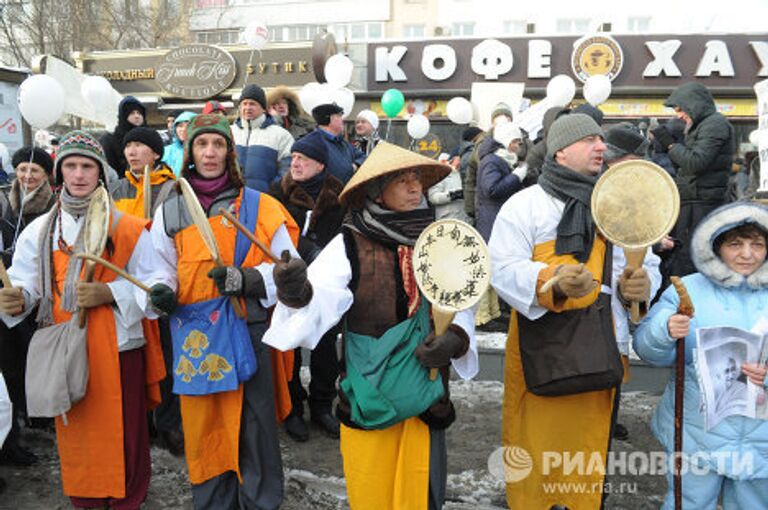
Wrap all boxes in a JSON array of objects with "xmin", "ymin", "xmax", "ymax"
[
  {"xmin": 311, "ymin": 103, "xmax": 344, "ymax": 126},
  {"xmin": 604, "ymin": 122, "xmax": 649, "ymax": 163},
  {"xmin": 291, "ymin": 130, "xmax": 327, "ymax": 165},
  {"xmin": 119, "ymin": 96, "xmax": 146, "ymax": 121},
  {"xmin": 573, "ymin": 103, "xmax": 604, "ymax": 126},
  {"xmin": 240, "ymin": 84, "xmax": 267, "ymax": 110},
  {"xmin": 123, "ymin": 127, "xmax": 165, "ymax": 159},
  {"xmin": 462, "ymin": 126, "xmax": 484, "ymax": 142},
  {"xmin": 12, "ymin": 146, "xmax": 53, "ymax": 175}
]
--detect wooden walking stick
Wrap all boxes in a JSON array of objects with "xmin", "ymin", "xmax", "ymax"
[{"xmin": 670, "ymin": 276, "xmax": 694, "ymax": 510}]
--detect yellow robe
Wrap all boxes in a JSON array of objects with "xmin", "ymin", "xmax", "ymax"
[{"xmin": 503, "ymin": 238, "xmax": 615, "ymax": 509}]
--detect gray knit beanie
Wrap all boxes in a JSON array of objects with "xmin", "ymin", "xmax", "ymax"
[{"xmin": 546, "ymin": 113, "xmax": 603, "ymax": 157}]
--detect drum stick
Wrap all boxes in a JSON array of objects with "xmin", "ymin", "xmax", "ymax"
[
  {"xmin": 75, "ymin": 253, "xmax": 151, "ymax": 293},
  {"xmin": 218, "ymin": 208, "xmax": 280, "ymax": 263},
  {"xmin": 0, "ymin": 259, "xmax": 11, "ymax": 288}
]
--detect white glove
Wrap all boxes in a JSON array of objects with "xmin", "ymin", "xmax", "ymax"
[{"xmin": 512, "ymin": 163, "xmax": 528, "ymax": 182}]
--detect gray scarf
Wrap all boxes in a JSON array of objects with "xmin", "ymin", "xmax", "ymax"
[
  {"xmin": 35, "ymin": 188, "xmax": 92, "ymax": 327},
  {"xmin": 537, "ymin": 156, "xmax": 598, "ymax": 263}
]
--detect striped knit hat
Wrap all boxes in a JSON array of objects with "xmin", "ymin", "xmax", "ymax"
[{"xmin": 54, "ymin": 130, "xmax": 109, "ymax": 185}]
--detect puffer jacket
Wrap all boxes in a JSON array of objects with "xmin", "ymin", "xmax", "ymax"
[
  {"xmin": 474, "ymin": 136, "xmax": 524, "ymax": 241},
  {"xmin": 231, "ymin": 114, "xmax": 294, "ymax": 192},
  {"xmin": 634, "ymin": 202, "xmax": 768, "ymax": 480},
  {"xmin": 665, "ymin": 83, "xmax": 735, "ymax": 203},
  {"xmin": 162, "ymin": 111, "xmax": 195, "ymax": 177}
]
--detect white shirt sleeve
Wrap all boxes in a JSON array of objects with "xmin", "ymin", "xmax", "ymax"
[
  {"xmin": 1, "ymin": 214, "xmax": 46, "ymax": 327},
  {"xmin": 252, "ymin": 224, "xmax": 300, "ymax": 308},
  {"xmin": 263, "ymin": 233, "xmax": 354, "ymax": 351},
  {"xmin": 451, "ymin": 307, "xmax": 478, "ymax": 380},
  {"xmin": 489, "ymin": 200, "xmax": 548, "ymax": 320},
  {"xmin": 134, "ymin": 206, "xmax": 179, "ymax": 319}
]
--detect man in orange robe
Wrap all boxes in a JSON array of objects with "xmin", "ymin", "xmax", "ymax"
[
  {"xmin": 138, "ymin": 114, "xmax": 298, "ymax": 509},
  {"xmin": 0, "ymin": 130, "xmax": 165, "ymax": 509}
]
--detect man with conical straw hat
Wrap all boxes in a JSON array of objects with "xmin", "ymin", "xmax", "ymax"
[{"xmin": 265, "ymin": 141, "xmax": 479, "ymax": 509}]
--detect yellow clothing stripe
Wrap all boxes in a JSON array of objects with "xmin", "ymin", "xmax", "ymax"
[
  {"xmin": 503, "ymin": 238, "xmax": 615, "ymax": 510},
  {"xmin": 340, "ymin": 417, "xmax": 430, "ymax": 510}
]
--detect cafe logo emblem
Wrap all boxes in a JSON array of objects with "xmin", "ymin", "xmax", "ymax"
[
  {"xmin": 571, "ymin": 34, "xmax": 623, "ymax": 83},
  {"xmin": 156, "ymin": 44, "xmax": 237, "ymax": 100}
]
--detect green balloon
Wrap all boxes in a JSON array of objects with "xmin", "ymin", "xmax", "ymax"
[{"xmin": 381, "ymin": 88, "xmax": 405, "ymax": 118}]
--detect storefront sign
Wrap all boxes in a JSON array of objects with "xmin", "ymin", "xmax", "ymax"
[
  {"xmin": 155, "ymin": 44, "xmax": 237, "ymax": 99},
  {"xmin": 369, "ymin": 34, "xmax": 768, "ymax": 92}
]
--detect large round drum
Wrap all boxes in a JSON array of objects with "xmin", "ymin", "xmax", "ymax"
[
  {"xmin": 412, "ymin": 219, "xmax": 491, "ymax": 313},
  {"xmin": 591, "ymin": 159, "xmax": 680, "ymax": 249}
]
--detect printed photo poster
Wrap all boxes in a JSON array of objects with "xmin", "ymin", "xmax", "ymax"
[
  {"xmin": 0, "ymin": 81, "xmax": 24, "ymax": 169},
  {"xmin": 696, "ymin": 326, "xmax": 763, "ymax": 430}
]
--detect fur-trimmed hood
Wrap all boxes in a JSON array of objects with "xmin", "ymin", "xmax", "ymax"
[{"xmin": 690, "ymin": 201, "xmax": 768, "ymax": 289}]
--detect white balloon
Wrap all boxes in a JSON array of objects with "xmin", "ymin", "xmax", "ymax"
[
  {"xmin": 583, "ymin": 75, "xmax": 612, "ymax": 106},
  {"xmin": 749, "ymin": 129, "xmax": 762, "ymax": 146},
  {"xmin": 324, "ymin": 54, "xmax": 354, "ymax": 89},
  {"xmin": 545, "ymin": 74, "xmax": 576, "ymax": 107},
  {"xmin": 299, "ymin": 82, "xmax": 323, "ymax": 113},
  {"xmin": 18, "ymin": 75, "xmax": 66, "ymax": 129},
  {"xmin": 81, "ymin": 75, "xmax": 114, "ymax": 111},
  {"xmin": 332, "ymin": 87, "xmax": 355, "ymax": 119},
  {"xmin": 446, "ymin": 97, "xmax": 473, "ymax": 124},
  {"xmin": 243, "ymin": 21, "xmax": 269, "ymax": 50},
  {"xmin": 407, "ymin": 114, "xmax": 430, "ymax": 139}
]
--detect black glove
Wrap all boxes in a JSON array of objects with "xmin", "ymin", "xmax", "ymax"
[
  {"xmin": 149, "ymin": 284, "xmax": 177, "ymax": 315},
  {"xmin": 449, "ymin": 189, "xmax": 464, "ymax": 201},
  {"xmin": 650, "ymin": 125, "xmax": 676, "ymax": 151},
  {"xmin": 414, "ymin": 325, "xmax": 470, "ymax": 369},
  {"xmin": 208, "ymin": 266, "xmax": 266, "ymax": 299},
  {"xmin": 273, "ymin": 250, "xmax": 313, "ymax": 308}
]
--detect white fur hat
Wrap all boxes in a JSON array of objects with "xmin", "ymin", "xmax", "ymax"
[
  {"xmin": 356, "ymin": 109, "xmax": 379, "ymax": 130},
  {"xmin": 493, "ymin": 122, "xmax": 522, "ymax": 149}
]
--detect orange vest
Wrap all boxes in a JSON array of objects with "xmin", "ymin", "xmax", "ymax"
[
  {"xmin": 174, "ymin": 189, "xmax": 298, "ymax": 484},
  {"xmin": 52, "ymin": 212, "xmax": 165, "ymax": 498}
]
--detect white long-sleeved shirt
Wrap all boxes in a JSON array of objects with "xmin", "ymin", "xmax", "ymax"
[
  {"xmin": 135, "ymin": 205, "xmax": 299, "ymax": 318},
  {"xmin": 263, "ymin": 233, "xmax": 479, "ymax": 380},
  {"xmin": 1, "ymin": 208, "xmax": 151, "ymax": 351},
  {"xmin": 488, "ymin": 184, "xmax": 662, "ymax": 355}
]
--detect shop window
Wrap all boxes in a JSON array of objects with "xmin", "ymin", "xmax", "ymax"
[
  {"xmin": 627, "ymin": 17, "xmax": 650, "ymax": 33},
  {"xmin": 557, "ymin": 18, "xmax": 591, "ymax": 34},
  {"xmin": 452, "ymin": 22, "xmax": 475, "ymax": 37},
  {"xmin": 403, "ymin": 24, "xmax": 425, "ymax": 39},
  {"xmin": 504, "ymin": 20, "xmax": 527, "ymax": 35},
  {"xmin": 368, "ymin": 22, "xmax": 383, "ymax": 39}
]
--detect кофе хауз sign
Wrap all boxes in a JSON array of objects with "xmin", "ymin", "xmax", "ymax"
[{"xmin": 155, "ymin": 44, "xmax": 237, "ymax": 100}]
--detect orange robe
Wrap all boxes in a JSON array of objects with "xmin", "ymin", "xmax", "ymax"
[
  {"xmin": 52, "ymin": 213, "xmax": 165, "ymax": 498},
  {"xmin": 173, "ymin": 190, "xmax": 298, "ymax": 484}
]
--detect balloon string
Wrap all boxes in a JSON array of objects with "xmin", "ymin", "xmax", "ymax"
[
  {"xmin": 385, "ymin": 118, "xmax": 391, "ymax": 142},
  {"xmin": 10, "ymin": 133, "xmax": 37, "ymax": 251},
  {"xmin": 242, "ymin": 49, "xmax": 262, "ymax": 89}
]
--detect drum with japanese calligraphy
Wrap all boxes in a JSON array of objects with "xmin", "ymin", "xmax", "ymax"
[{"xmin": 412, "ymin": 219, "xmax": 491, "ymax": 335}]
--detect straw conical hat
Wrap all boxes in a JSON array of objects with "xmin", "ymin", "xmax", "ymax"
[{"xmin": 339, "ymin": 141, "xmax": 451, "ymax": 207}]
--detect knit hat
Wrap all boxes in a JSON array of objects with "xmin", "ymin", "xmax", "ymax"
[
  {"xmin": 12, "ymin": 146, "xmax": 53, "ymax": 175},
  {"xmin": 312, "ymin": 103, "xmax": 344, "ymax": 126},
  {"xmin": 182, "ymin": 114, "xmax": 244, "ymax": 187},
  {"xmin": 493, "ymin": 123, "xmax": 522, "ymax": 150},
  {"xmin": 491, "ymin": 102, "xmax": 513, "ymax": 122},
  {"xmin": 123, "ymin": 126, "xmax": 164, "ymax": 158},
  {"xmin": 291, "ymin": 130, "xmax": 327, "ymax": 166},
  {"xmin": 604, "ymin": 122, "xmax": 649, "ymax": 163},
  {"xmin": 339, "ymin": 141, "xmax": 450, "ymax": 208},
  {"xmin": 462, "ymin": 126, "xmax": 483, "ymax": 142},
  {"xmin": 573, "ymin": 103, "xmax": 604, "ymax": 126},
  {"xmin": 203, "ymin": 100, "xmax": 226, "ymax": 115},
  {"xmin": 240, "ymin": 84, "xmax": 267, "ymax": 110},
  {"xmin": 54, "ymin": 130, "xmax": 109, "ymax": 184},
  {"xmin": 356, "ymin": 109, "xmax": 379, "ymax": 130},
  {"xmin": 546, "ymin": 113, "xmax": 603, "ymax": 157}
]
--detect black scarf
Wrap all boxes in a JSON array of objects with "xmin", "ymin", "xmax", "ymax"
[
  {"xmin": 537, "ymin": 156, "xmax": 598, "ymax": 262},
  {"xmin": 297, "ymin": 170, "xmax": 327, "ymax": 201},
  {"xmin": 345, "ymin": 197, "xmax": 434, "ymax": 247}
]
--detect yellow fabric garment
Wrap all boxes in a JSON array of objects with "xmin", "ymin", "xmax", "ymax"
[
  {"xmin": 503, "ymin": 238, "xmax": 616, "ymax": 510},
  {"xmin": 113, "ymin": 167, "xmax": 175, "ymax": 218},
  {"xmin": 340, "ymin": 417, "xmax": 430, "ymax": 510}
]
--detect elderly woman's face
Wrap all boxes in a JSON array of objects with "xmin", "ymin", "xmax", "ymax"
[
  {"xmin": 377, "ymin": 170, "xmax": 423, "ymax": 212},
  {"xmin": 719, "ymin": 234, "xmax": 767, "ymax": 276},
  {"xmin": 15, "ymin": 162, "xmax": 47, "ymax": 191}
]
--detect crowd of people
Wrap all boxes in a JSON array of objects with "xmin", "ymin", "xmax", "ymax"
[{"xmin": 0, "ymin": 79, "xmax": 765, "ymax": 510}]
